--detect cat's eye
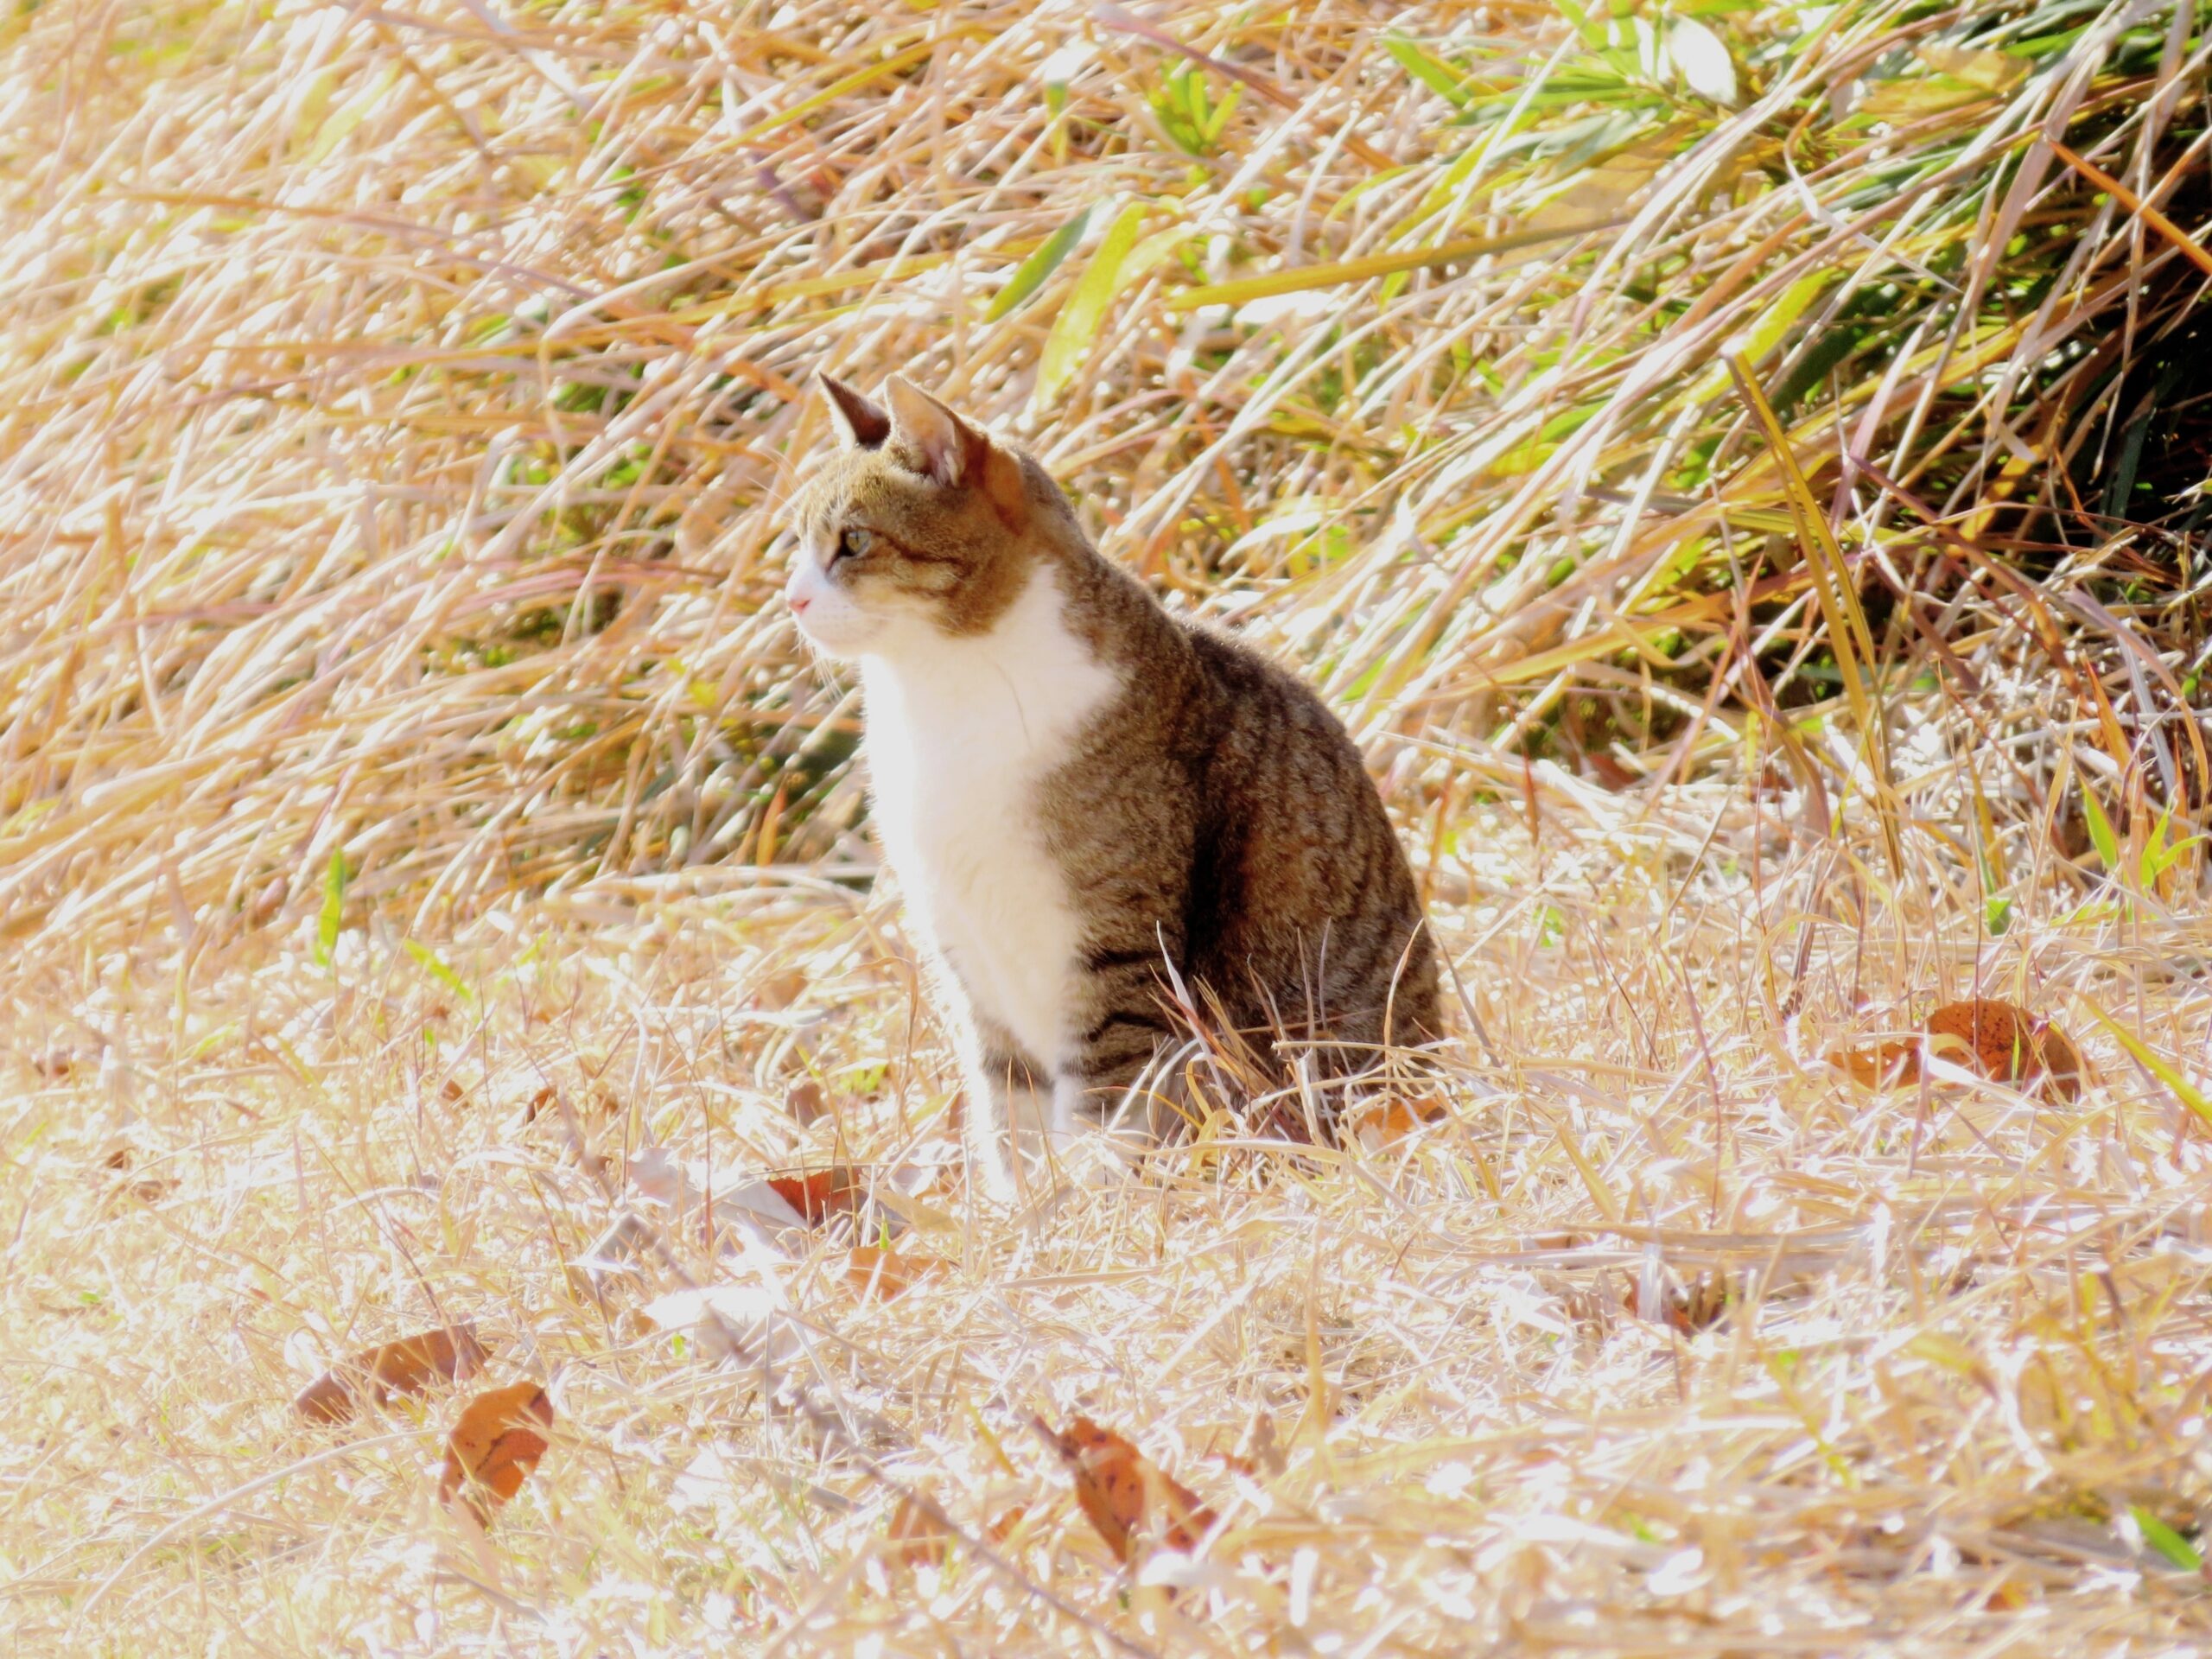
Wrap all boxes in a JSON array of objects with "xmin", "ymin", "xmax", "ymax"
[{"xmin": 834, "ymin": 526, "xmax": 874, "ymax": 563}]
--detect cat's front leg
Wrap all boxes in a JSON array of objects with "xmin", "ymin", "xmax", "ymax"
[
  {"xmin": 956, "ymin": 1011, "xmax": 1052, "ymax": 1203},
  {"xmin": 1053, "ymin": 941, "xmax": 1191, "ymax": 1183},
  {"xmin": 1052, "ymin": 1034, "xmax": 1192, "ymax": 1186}
]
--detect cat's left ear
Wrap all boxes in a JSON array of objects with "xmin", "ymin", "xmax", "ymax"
[
  {"xmin": 883, "ymin": 377, "xmax": 993, "ymax": 489},
  {"xmin": 883, "ymin": 377, "xmax": 1027, "ymax": 527}
]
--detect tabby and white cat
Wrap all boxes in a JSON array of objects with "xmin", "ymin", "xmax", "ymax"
[{"xmin": 785, "ymin": 375, "xmax": 1439, "ymax": 1197}]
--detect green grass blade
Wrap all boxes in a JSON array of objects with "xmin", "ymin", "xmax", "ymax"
[
  {"xmin": 1383, "ymin": 33, "xmax": 1475, "ymax": 108},
  {"xmin": 2133, "ymin": 1508, "xmax": 2204, "ymax": 1573},
  {"xmin": 314, "ymin": 848, "xmax": 346, "ymax": 969},
  {"xmin": 2081, "ymin": 788, "xmax": 2120, "ymax": 875},
  {"xmin": 404, "ymin": 939, "xmax": 474, "ymax": 1005},
  {"xmin": 1167, "ymin": 216, "xmax": 1626, "ymax": 310},
  {"xmin": 1033, "ymin": 201, "xmax": 1150, "ymax": 408},
  {"xmin": 2082, "ymin": 998, "xmax": 2212, "ymax": 1128},
  {"xmin": 987, "ymin": 206, "xmax": 1091, "ymax": 321}
]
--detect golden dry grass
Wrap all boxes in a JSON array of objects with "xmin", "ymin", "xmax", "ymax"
[{"xmin": 3, "ymin": 0, "xmax": 2211, "ymax": 1652}]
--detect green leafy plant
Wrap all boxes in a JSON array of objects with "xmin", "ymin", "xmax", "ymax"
[{"xmin": 1149, "ymin": 60, "xmax": 1240, "ymax": 156}]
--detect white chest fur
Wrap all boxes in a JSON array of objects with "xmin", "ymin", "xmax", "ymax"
[{"xmin": 859, "ymin": 565, "xmax": 1120, "ymax": 1072}]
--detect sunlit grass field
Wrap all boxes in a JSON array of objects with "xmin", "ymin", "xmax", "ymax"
[{"xmin": 3, "ymin": 0, "xmax": 2210, "ymax": 1651}]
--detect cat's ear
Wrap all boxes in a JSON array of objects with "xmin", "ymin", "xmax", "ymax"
[
  {"xmin": 883, "ymin": 377, "xmax": 1028, "ymax": 526},
  {"xmin": 818, "ymin": 372, "xmax": 891, "ymax": 448},
  {"xmin": 883, "ymin": 376, "xmax": 990, "ymax": 489}
]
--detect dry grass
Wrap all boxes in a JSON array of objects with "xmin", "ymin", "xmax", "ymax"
[{"xmin": 3, "ymin": 0, "xmax": 2212, "ymax": 1652}]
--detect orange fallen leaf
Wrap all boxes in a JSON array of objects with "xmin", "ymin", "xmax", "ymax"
[
  {"xmin": 1985, "ymin": 1576, "xmax": 2033, "ymax": 1611},
  {"xmin": 1350, "ymin": 1092, "xmax": 1448, "ymax": 1147},
  {"xmin": 1828, "ymin": 998, "xmax": 2082, "ymax": 1102},
  {"xmin": 294, "ymin": 1322, "xmax": 490, "ymax": 1425},
  {"xmin": 1211, "ymin": 1411, "xmax": 1285, "ymax": 1480},
  {"xmin": 1661, "ymin": 1273, "xmax": 1729, "ymax": 1334},
  {"xmin": 767, "ymin": 1166, "xmax": 867, "ymax": 1223},
  {"xmin": 887, "ymin": 1493, "xmax": 955, "ymax": 1566},
  {"xmin": 439, "ymin": 1380, "xmax": 553, "ymax": 1524},
  {"xmin": 1035, "ymin": 1414, "xmax": 1215, "ymax": 1561},
  {"xmin": 842, "ymin": 1246, "xmax": 947, "ymax": 1300},
  {"xmin": 753, "ymin": 969, "xmax": 809, "ymax": 1011},
  {"xmin": 101, "ymin": 1148, "xmax": 180, "ymax": 1205},
  {"xmin": 34, "ymin": 1047, "xmax": 86, "ymax": 1079}
]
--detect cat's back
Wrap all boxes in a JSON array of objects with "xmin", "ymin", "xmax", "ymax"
[
  {"xmin": 1163, "ymin": 616, "xmax": 1377, "ymax": 823},
  {"xmin": 1169, "ymin": 615, "xmax": 1440, "ymax": 1045}
]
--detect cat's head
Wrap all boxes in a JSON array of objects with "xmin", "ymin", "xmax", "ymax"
[{"xmin": 784, "ymin": 376, "xmax": 1064, "ymax": 659}]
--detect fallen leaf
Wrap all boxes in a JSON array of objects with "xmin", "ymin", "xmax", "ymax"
[
  {"xmin": 1350, "ymin": 1092, "xmax": 1449, "ymax": 1147},
  {"xmin": 1222, "ymin": 1411, "xmax": 1286, "ymax": 1479},
  {"xmin": 1915, "ymin": 42, "xmax": 2031, "ymax": 93},
  {"xmin": 887, "ymin": 1493, "xmax": 955, "ymax": 1566},
  {"xmin": 294, "ymin": 1322, "xmax": 490, "ymax": 1425},
  {"xmin": 1662, "ymin": 1274, "xmax": 1729, "ymax": 1334},
  {"xmin": 785, "ymin": 1078, "xmax": 829, "ymax": 1126},
  {"xmin": 1035, "ymin": 1414, "xmax": 1215, "ymax": 1562},
  {"xmin": 635, "ymin": 1282, "xmax": 802, "ymax": 1367},
  {"xmin": 628, "ymin": 1153, "xmax": 810, "ymax": 1234},
  {"xmin": 99, "ymin": 1146, "xmax": 179, "ymax": 1205},
  {"xmin": 1668, "ymin": 15, "xmax": 1737, "ymax": 106},
  {"xmin": 567, "ymin": 1211, "xmax": 653, "ymax": 1306},
  {"xmin": 1828, "ymin": 998, "xmax": 2082, "ymax": 1101},
  {"xmin": 842, "ymin": 1246, "xmax": 948, "ymax": 1300},
  {"xmin": 768, "ymin": 1166, "xmax": 868, "ymax": 1223},
  {"xmin": 1984, "ymin": 1577, "xmax": 2032, "ymax": 1611},
  {"xmin": 439, "ymin": 1380, "xmax": 553, "ymax": 1524},
  {"xmin": 753, "ymin": 969, "xmax": 808, "ymax": 1011},
  {"xmin": 33, "ymin": 1047, "xmax": 86, "ymax": 1079}
]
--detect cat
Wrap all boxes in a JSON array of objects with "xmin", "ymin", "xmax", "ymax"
[{"xmin": 785, "ymin": 373, "xmax": 1440, "ymax": 1198}]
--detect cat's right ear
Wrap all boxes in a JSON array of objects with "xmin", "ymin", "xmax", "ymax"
[{"xmin": 817, "ymin": 373, "xmax": 891, "ymax": 449}]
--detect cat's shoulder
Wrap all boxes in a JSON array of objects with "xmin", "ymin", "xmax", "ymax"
[{"xmin": 1175, "ymin": 613, "xmax": 1344, "ymax": 729}]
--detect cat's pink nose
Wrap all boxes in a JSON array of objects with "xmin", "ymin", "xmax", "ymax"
[{"xmin": 789, "ymin": 593, "xmax": 811, "ymax": 613}]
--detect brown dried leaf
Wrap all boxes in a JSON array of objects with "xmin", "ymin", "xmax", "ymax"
[
  {"xmin": 887, "ymin": 1493, "xmax": 954, "ymax": 1566},
  {"xmin": 1350, "ymin": 1092, "xmax": 1448, "ymax": 1147},
  {"xmin": 1035, "ymin": 1414, "xmax": 1215, "ymax": 1562},
  {"xmin": 753, "ymin": 969, "xmax": 808, "ymax": 1011},
  {"xmin": 842, "ymin": 1246, "xmax": 948, "ymax": 1301},
  {"xmin": 294, "ymin": 1322, "xmax": 491, "ymax": 1425},
  {"xmin": 785, "ymin": 1078, "xmax": 828, "ymax": 1126},
  {"xmin": 1228, "ymin": 1411, "xmax": 1286, "ymax": 1479},
  {"xmin": 99, "ymin": 1145, "xmax": 178, "ymax": 1205},
  {"xmin": 33, "ymin": 1047, "xmax": 85, "ymax": 1080},
  {"xmin": 1827, "ymin": 998, "xmax": 2082, "ymax": 1102},
  {"xmin": 439, "ymin": 1380, "xmax": 553, "ymax": 1524},
  {"xmin": 767, "ymin": 1166, "xmax": 866, "ymax": 1224},
  {"xmin": 1662, "ymin": 1273, "xmax": 1729, "ymax": 1334},
  {"xmin": 1830, "ymin": 1038, "xmax": 1918, "ymax": 1089}
]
